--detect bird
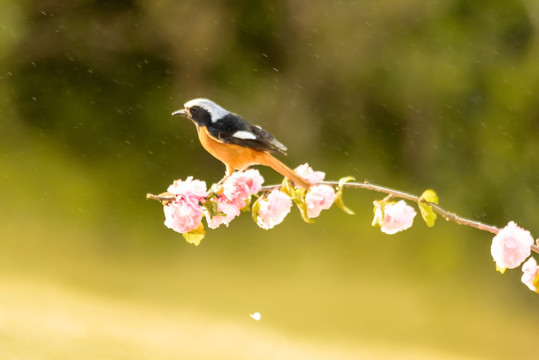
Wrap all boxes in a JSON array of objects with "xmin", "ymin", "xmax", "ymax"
[{"xmin": 172, "ymin": 98, "xmax": 311, "ymax": 189}]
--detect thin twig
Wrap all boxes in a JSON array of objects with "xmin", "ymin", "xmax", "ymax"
[
  {"xmin": 261, "ymin": 180, "xmax": 501, "ymax": 234},
  {"xmin": 146, "ymin": 193, "xmax": 175, "ymax": 202}
]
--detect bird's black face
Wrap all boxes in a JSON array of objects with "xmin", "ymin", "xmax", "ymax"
[
  {"xmin": 186, "ymin": 105, "xmax": 212, "ymax": 127},
  {"xmin": 172, "ymin": 105, "xmax": 213, "ymax": 127}
]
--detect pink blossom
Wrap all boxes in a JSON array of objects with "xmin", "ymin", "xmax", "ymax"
[
  {"xmin": 491, "ymin": 221, "xmax": 533, "ymax": 270},
  {"xmin": 294, "ymin": 163, "xmax": 325, "ymax": 185},
  {"xmin": 305, "ymin": 184, "xmax": 335, "ymax": 218},
  {"xmin": 256, "ymin": 190, "xmax": 292, "ymax": 230},
  {"xmin": 521, "ymin": 257, "xmax": 539, "ymax": 292},
  {"xmin": 163, "ymin": 177, "xmax": 207, "ymax": 234},
  {"xmin": 223, "ymin": 169, "xmax": 264, "ymax": 204},
  {"xmin": 164, "ymin": 199, "xmax": 203, "ymax": 234},
  {"xmin": 167, "ymin": 176, "xmax": 207, "ymax": 200},
  {"xmin": 205, "ymin": 196, "xmax": 242, "ymax": 229},
  {"xmin": 377, "ymin": 200, "xmax": 417, "ymax": 235}
]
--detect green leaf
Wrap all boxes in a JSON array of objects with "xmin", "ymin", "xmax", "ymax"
[
  {"xmin": 240, "ymin": 196, "xmax": 251, "ymax": 212},
  {"xmin": 291, "ymin": 187, "xmax": 313, "ymax": 224},
  {"xmin": 418, "ymin": 189, "xmax": 438, "ymax": 228},
  {"xmin": 281, "ymin": 178, "xmax": 295, "ymax": 197},
  {"xmin": 420, "ymin": 189, "xmax": 438, "ymax": 204},
  {"xmin": 371, "ymin": 199, "xmax": 385, "ymax": 228},
  {"xmin": 338, "ymin": 176, "xmax": 356, "ymax": 188},
  {"xmin": 533, "ymin": 273, "xmax": 539, "ymax": 294},
  {"xmin": 203, "ymin": 197, "xmax": 226, "ymax": 219},
  {"xmin": 182, "ymin": 222, "xmax": 205, "ymax": 246},
  {"xmin": 251, "ymin": 196, "xmax": 262, "ymax": 225},
  {"xmin": 295, "ymin": 195, "xmax": 314, "ymax": 224},
  {"xmin": 335, "ymin": 176, "xmax": 355, "ymax": 215},
  {"xmin": 495, "ymin": 264, "xmax": 506, "ymax": 274},
  {"xmin": 279, "ymin": 181, "xmax": 313, "ymax": 223}
]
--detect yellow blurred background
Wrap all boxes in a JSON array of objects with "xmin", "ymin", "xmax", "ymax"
[{"xmin": 1, "ymin": 0, "xmax": 538, "ymax": 358}]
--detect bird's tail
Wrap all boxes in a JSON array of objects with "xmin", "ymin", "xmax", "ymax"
[{"xmin": 259, "ymin": 154, "xmax": 311, "ymax": 189}]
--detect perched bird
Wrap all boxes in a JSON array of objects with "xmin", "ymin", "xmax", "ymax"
[{"xmin": 172, "ymin": 98, "xmax": 311, "ymax": 189}]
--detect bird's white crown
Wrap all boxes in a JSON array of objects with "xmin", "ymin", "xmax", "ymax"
[{"xmin": 184, "ymin": 98, "xmax": 229, "ymax": 122}]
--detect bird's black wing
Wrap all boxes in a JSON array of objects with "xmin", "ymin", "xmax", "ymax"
[{"xmin": 207, "ymin": 113, "xmax": 288, "ymax": 155}]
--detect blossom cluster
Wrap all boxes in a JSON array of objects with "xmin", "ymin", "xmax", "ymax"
[{"xmin": 162, "ymin": 163, "xmax": 337, "ymax": 245}]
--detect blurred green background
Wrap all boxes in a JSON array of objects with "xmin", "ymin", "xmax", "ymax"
[{"xmin": 1, "ymin": 0, "xmax": 538, "ymax": 359}]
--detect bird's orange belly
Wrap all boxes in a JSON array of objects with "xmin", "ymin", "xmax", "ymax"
[{"xmin": 197, "ymin": 126, "xmax": 265, "ymax": 170}]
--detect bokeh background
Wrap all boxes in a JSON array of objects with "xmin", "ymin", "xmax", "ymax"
[{"xmin": 1, "ymin": 0, "xmax": 538, "ymax": 359}]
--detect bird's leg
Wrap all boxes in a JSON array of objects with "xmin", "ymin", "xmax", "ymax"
[
  {"xmin": 238, "ymin": 164, "xmax": 251, "ymax": 172},
  {"xmin": 225, "ymin": 164, "xmax": 235, "ymax": 177},
  {"xmin": 211, "ymin": 165, "xmax": 236, "ymax": 193}
]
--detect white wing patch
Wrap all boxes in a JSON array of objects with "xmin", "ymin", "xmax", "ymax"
[
  {"xmin": 184, "ymin": 98, "xmax": 229, "ymax": 122},
  {"xmin": 232, "ymin": 130, "xmax": 257, "ymax": 140}
]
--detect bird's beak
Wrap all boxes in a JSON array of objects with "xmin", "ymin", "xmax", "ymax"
[{"xmin": 172, "ymin": 109, "xmax": 187, "ymax": 117}]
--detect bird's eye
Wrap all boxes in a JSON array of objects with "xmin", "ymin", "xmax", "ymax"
[{"xmin": 190, "ymin": 107, "xmax": 199, "ymax": 114}]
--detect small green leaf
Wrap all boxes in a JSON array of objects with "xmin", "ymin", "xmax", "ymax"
[
  {"xmin": 533, "ymin": 273, "xmax": 539, "ymax": 293},
  {"xmin": 291, "ymin": 187, "xmax": 313, "ymax": 223},
  {"xmin": 495, "ymin": 264, "xmax": 506, "ymax": 274},
  {"xmin": 251, "ymin": 196, "xmax": 262, "ymax": 225},
  {"xmin": 295, "ymin": 195, "xmax": 314, "ymax": 224},
  {"xmin": 240, "ymin": 197, "xmax": 251, "ymax": 212},
  {"xmin": 203, "ymin": 197, "xmax": 226, "ymax": 219},
  {"xmin": 338, "ymin": 176, "xmax": 355, "ymax": 188},
  {"xmin": 280, "ymin": 182, "xmax": 313, "ymax": 223},
  {"xmin": 335, "ymin": 193, "xmax": 355, "ymax": 215},
  {"xmin": 182, "ymin": 222, "xmax": 205, "ymax": 246},
  {"xmin": 420, "ymin": 189, "xmax": 438, "ymax": 204},
  {"xmin": 371, "ymin": 199, "xmax": 385, "ymax": 228},
  {"xmin": 281, "ymin": 178, "xmax": 293, "ymax": 195},
  {"xmin": 335, "ymin": 176, "xmax": 355, "ymax": 215},
  {"xmin": 418, "ymin": 189, "xmax": 438, "ymax": 227},
  {"xmin": 418, "ymin": 203, "xmax": 437, "ymax": 227}
]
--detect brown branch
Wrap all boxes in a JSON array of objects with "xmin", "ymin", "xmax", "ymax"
[
  {"xmin": 146, "ymin": 193, "xmax": 175, "ymax": 203},
  {"xmin": 261, "ymin": 180, "xmax": 501, "ymax": 234}
]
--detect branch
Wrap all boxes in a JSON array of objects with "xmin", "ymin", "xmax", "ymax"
[
  {"xmin": 263, "ymin": 180, "xmax": 501, "ymax": 231},
  {"xmin": 148, "ymin": 180, "xmax": 539, "ymax": 254},
  {"xmin": 146, "ymin": 193, "xmax": 175, "ymax": 202}
]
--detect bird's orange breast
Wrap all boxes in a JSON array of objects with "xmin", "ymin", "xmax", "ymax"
[{"xmin": 197, "ymin": 126, "xmax": 266, "ymax": 170}]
